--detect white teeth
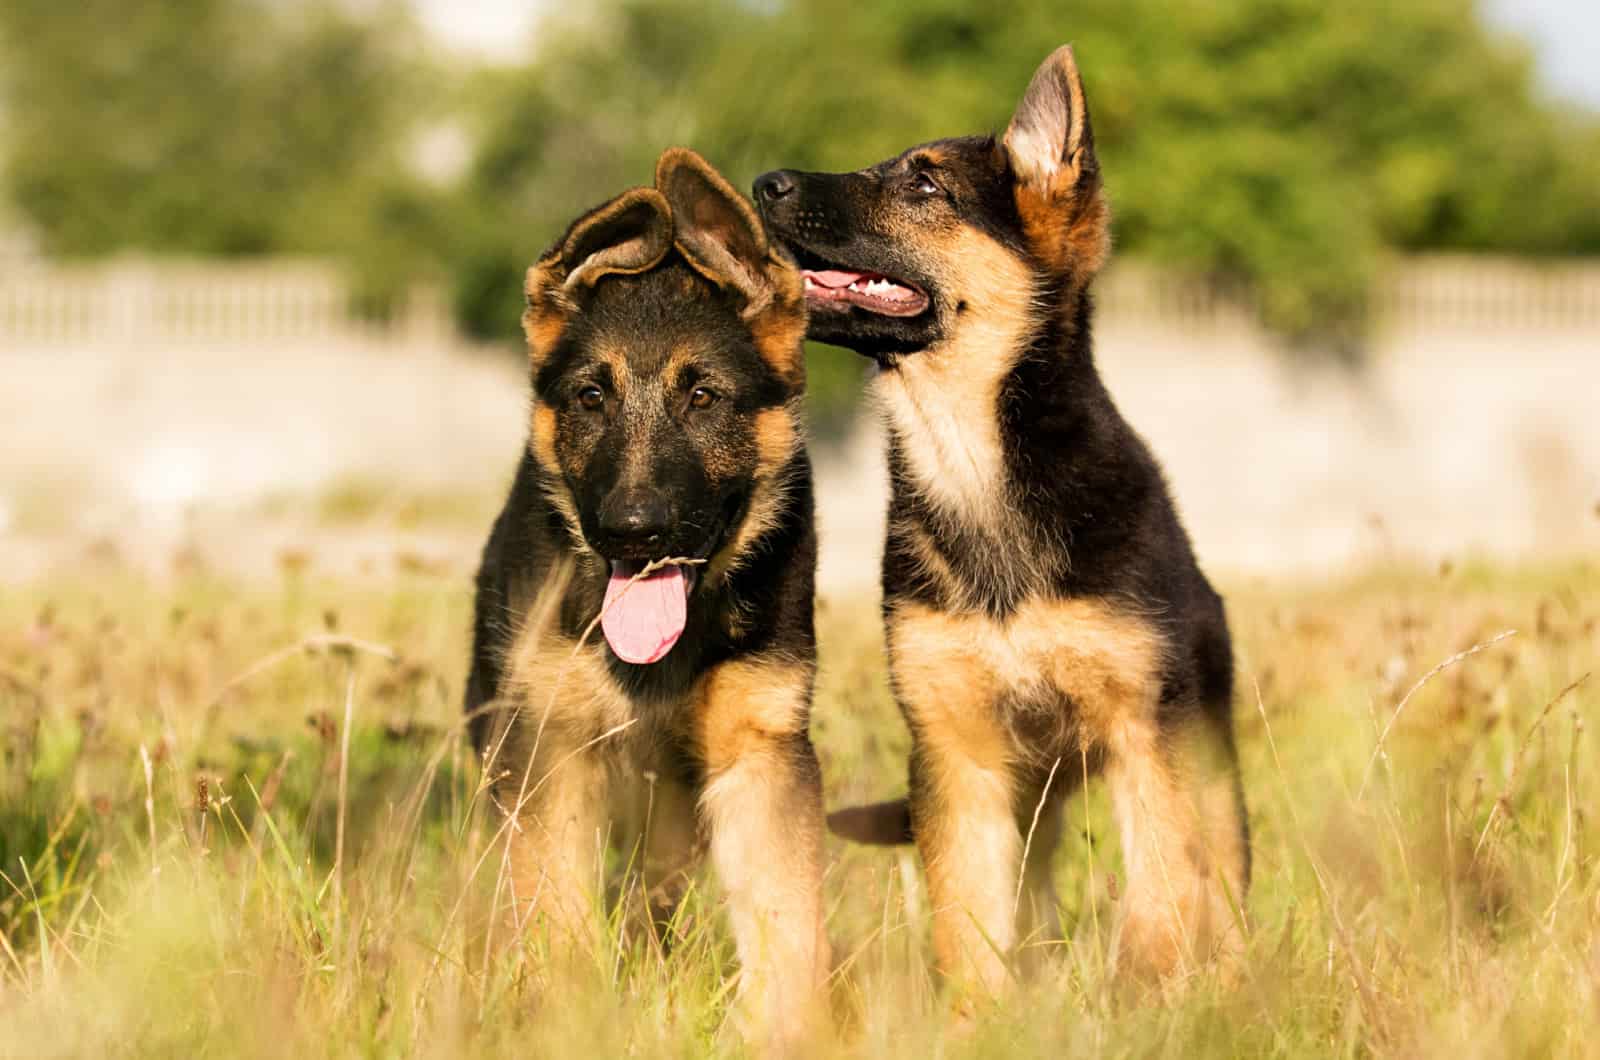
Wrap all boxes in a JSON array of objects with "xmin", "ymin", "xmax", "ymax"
[{"xmin": 801, "ymin": 271, "xmax": 918, "ymax": 304}]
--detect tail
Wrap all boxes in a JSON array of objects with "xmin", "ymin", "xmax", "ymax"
[{"xmin": 827, "ymin": 798, "xmax": 913, "ymax": 845}]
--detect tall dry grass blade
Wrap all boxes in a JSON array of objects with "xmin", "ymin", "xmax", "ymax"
[
  {"xmin": 1252, "ymin": 673, "xmax": 1389, "ymax": 1041},
  {"xmin": 1544, "ymin": 761, "xmax": 1577, "ymax": 927},
  {"xmin": 332, "ymin": 662, "xmax": 357, "ymax": 952},
  {"xmin": 1471, "ymin": 672, "xmax": 1589, "ymax": 863},
  {"xmin": 1357, "ymin": 629, "xmax": 1517, "ymax": 801},
  {"xmin": 0, "ymin": 904, "xmax": 25, "ymax": 984},
  {"xmin": 0, "ymin": 865, "xmax": 41, "ymax": 984},
  {"xmin": 1014, "ymin": 756, "xmax": 1061, "ymax": 921},
  {"xmin": 1444, "ymin": 786, "xmax": 1459, "ymax": 988},
  {"xmin": 244, "ymin": 774, "xmax": 329, "ymax": 946},
  {"xmin": 197, "ymin": 633, "xmax": 396, "ymax": 743},
  {"xmin": 139, "ymin": 743, "xmax": 159, "ymax": 877},
  {"xmin": 896, "ymin": 849, "xmax": 922, "ymax": 932},
  {"xmin": 16, "ymin": 858, "xmax": 53, "ymax": 985}
]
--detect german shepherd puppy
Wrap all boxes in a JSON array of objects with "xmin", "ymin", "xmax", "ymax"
[
  {"xmin": 465, "ymin": 148, "xmax": 827, "ymax": 1041},
  {"xmin": 754, "ymin": 47, "xmax": 1248, "ymax": 992}
]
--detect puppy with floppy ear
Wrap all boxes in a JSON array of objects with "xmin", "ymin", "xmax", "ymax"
[
  {"xmin": 521, "ymin": 187, "xmax": 675, "ymax": 363},
  {"xmin": 468, "ymin": 147, "xmax": 830, "ymax": 1050},
  {"xmin": 657, "ymin": 147, "xmax": 809, "ymax": 390},
  {"xmin": 657, "ymin": 148, "xmax": 771, "ymax": 299}
]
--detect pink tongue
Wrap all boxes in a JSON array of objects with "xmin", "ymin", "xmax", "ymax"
[
  {"xmin": 601, "ymin": 565, "xmax": 688, "ymax": 664},
  {"xmin": 805, "ymin": 269, "xmax": 866, "ymax": 289}
]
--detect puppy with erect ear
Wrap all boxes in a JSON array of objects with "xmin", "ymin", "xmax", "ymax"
[
  {"xmin": 1001, "ymin": 44, "xmax": 1111, "ymax": 280},
  {"xmin": 757, "ymin": 46, "xmax": 1250, "ymax": 998}
]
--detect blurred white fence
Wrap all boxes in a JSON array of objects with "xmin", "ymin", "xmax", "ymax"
[
  {"xmin": 1094, "ymin": 255, "xmax": 1600, "ymax": 333},
  {"xmin": 3, "ymin": 255, "xmax": 1600, "ymax": 349},
  {"xmin": 1375, "ymin": 256, "xmax": 1600, "ymax": 331},
  {"xmin": 0, "ymin": 260, "xmax": 450, "ymax": 348}
]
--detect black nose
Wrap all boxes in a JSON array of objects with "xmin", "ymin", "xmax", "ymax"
[
  {"xmin": 596, "ymin": 488, "xmax": 673, "ymax": 558},
  {"xmin": 754, "ymin": 170, "xmax": 796, "ymax": 203}
]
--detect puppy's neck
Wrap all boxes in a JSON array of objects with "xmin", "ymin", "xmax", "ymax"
[
  {"xmin": 876, "ymin": 282, "xmax": 1140, "ymax": 611},
  {"xmin": 874, "ymin": 280, "xmax": 1101, "ymax": 512}
]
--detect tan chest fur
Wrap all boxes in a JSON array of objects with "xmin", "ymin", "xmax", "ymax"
[
  {"xmin": 497, "ymin": 625, "xmax": 638, "ymax": 764},
  {"xmin": 885, "ymin": 596, "xmax": 1165, "ymax": 762},
  {"xmin": 494, "ymin": 573, "xmax": 808, "ymax": 765},
  {"xmin": 874, "ymin": 352, "xmax": 1011, "ymax": 537},
  {"xmin": 869, "ymin": 228, "xmax": 1038, "ymax": 540},
  {"xmin": 870, "ymin": 226, "xmax": 1065, "ymax": 606}
]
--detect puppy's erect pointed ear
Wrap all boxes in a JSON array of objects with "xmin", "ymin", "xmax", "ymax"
[
  {"xmin": 523, "ymin": 188, "xmax": 674, "ymax": 359},
  {"xmin": 656, "ymin": 147, "xmax": 806, "ymax": 386},
  {"xmin": 1005, "ymin": 44, "xmax": 1095, "ymax": 189},
  {"xmin": 1002, "ymin": 45, "xmax": 1110, "ymax": 279}
]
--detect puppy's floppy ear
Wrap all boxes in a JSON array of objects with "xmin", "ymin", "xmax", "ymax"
[
  {"xmin": 523, "ymin": 188, "xmax": 674, "ymax": 359},
  {"xmin": 655, "ymin": 147, "xmax": 780, "ymax": 310},
  {"xmin": 1001, "ymin": 45, "xmax": 1110, "ymax": 278},
  {"xmin": 656, "ymin": 147, "xmax": 806, "ymax": 387}
]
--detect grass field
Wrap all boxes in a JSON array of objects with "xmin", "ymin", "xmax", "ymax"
[{"xmin": 1, "ymin": 554, "xmax": 1596, "ymax": 1057}]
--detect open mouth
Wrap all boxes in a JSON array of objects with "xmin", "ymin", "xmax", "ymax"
[
  {"xmin": 600, "ymin": 559, "xmax": 697, "ymax": 665},
  {"xmin": 595, "ymin": 494, "xmax": 742, "ymax": 666},
  {"xmin": 790, "ymin": 248, "xmax": 930, "ymax": 318}
]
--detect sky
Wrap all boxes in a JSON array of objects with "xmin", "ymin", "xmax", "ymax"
[
  {"xmin": 410, "ymin": 0, "xmax": 1600, "ymax": 109},
  {"xmin": 1483, "ymin": 0, "xmax": 1600, "ymax": 107}
]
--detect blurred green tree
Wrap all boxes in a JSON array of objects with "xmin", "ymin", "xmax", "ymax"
[
  {"xmin": 454, "ymin": 0, "xmax": 1600, "ymax": 365},
  {"xmin": 0, "ymin": 0, "xmax": 443, "ymax": 311},
  {"xmin": 3, "ymin": 0, "xmax": 1598, "ymax": 388}
]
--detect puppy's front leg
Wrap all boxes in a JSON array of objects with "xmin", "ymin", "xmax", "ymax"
[
  {"xmin": 495, "ymin": 724, "xmax": 610, "ymax": 963},
  {"xmin": 694, "ymin": 658, "xmax": 829, "ymax": 1048},
  {"xmin": 1104, "ymin": 709, "xmax": 1248, "ymax": 980}
]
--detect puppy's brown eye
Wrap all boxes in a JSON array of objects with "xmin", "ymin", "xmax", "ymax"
[
  {"xmin": 578, "ymin": 385, "xmax": 604, "ymax": 410},
  {"xmin": 911, "ymin": 172, "xmax": 940, "ymax": 195},
  {"xmin": 688, "ymin": 386, "xmax": 719, "ymax": 411}
]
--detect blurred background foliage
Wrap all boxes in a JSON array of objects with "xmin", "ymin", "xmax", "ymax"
[{"xmin": 3, "ymin": 0, "xmax": 1597, "ymax": 387}]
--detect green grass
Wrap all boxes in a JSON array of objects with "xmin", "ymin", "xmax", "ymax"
[{"xmin": 1, "ymin": 558, "xmax": 1596, "ymax": 1057}]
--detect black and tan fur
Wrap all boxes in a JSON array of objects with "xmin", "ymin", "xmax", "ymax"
[
  {"xmin": 755, "ymin": 47, "xmax": 1249, "ymax": 993},
  {"xmin": 465, "ymin": 148, "xmax": 827, "ymax": 1042}
]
